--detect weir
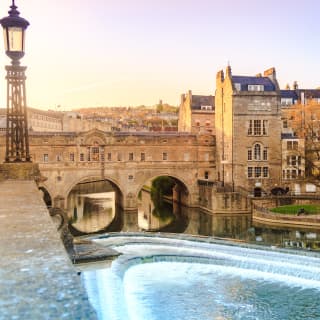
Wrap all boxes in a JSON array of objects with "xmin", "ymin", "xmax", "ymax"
[{"xmin": 81, "ymin": 234, "xmax": 320, "ymax": 320}]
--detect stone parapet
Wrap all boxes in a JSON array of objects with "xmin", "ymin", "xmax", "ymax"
[
  {"xmin": 0, "ymin": 162, "xmax": 40, "ymax": 181},
  {"xmin": 253, "ymin": 206, "xmax": 320, "ymax": 229},
  {"xmin": 0, "ymin": 180, "xmax": 97, "ymax": 319}
]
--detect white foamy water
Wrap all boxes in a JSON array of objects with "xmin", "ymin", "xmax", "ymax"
[{"xmin": 83, "ymin": 236, "xmax": 320, "ymax": 320}]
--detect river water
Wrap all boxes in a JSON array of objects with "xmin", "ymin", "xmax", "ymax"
[
  {"xmin": 82, "ymin": 236, "xmax": 320, "ymax": 320},
  {"xmin": 66, "ymin": 182, "xmax": 320, "ymax": 250},
  {"xmin": 68, "ymin": 182, "xmax": 320, "ymax": 319}
]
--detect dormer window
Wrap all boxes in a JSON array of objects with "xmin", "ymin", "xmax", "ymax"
[
  {"xmin": 248, "ymin": 85, "xmax": 264, "ymax": 91},
  {"xmin": 201, "ymin": 105, "xmax": 212, "ymax": 110},
  {"xmin": 234, "ymin": 83, "xmax": 241, "ymax": 91},
  {"xmin": 281, "ymin": 98, "xmax": 293, "ymax": 106}
]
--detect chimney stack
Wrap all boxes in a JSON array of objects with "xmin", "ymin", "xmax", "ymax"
[
  {"xmin": 216, "ymin": 70, "xmax": 224, "ymax": 82},
  {"xmin": 226, "ymin": 65, "xmax": 232, "ymax": 78},
  {"xmin": 263, "ymin": 67, "xmax": 276, "ymax": 80}
]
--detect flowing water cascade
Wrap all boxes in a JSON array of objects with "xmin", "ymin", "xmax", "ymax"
[{"xmin": 82, "ymin": 235, "xmax": 320, "ymax": 320}]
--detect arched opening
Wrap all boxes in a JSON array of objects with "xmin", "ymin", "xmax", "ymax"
[
  {"xmin": 38, "ymin": 187, "xmax": 52, "ymax": 208},
  {"xmin": 136, "ymin": 175, "xmax": 190, "ymax": 233},
  {"xmin": 66, "ymin": 178, "xmax": 124, "ymax": 235}
]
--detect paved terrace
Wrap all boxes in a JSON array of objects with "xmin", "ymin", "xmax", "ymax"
[{"xmin": 0, "ymin": 180, "xmax": 97, "ymax": 319}]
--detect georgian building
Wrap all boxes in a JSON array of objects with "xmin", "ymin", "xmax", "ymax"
[
  {"xmin": 215, "ymin": 66, "xmax": 282, "ymax": 195},
  {"xmin": 178, "ymin": 90, "xmax": 215, "ymax": 134},
  {"xmin": 177, "ymin": 67, "xmax": 320, "ymax": 195}
]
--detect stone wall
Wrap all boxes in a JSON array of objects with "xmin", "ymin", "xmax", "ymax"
[
  {"xmin": 0, "ymin": 162, "xmax": 40, "ymax": 181},
  {"xmin": 198, "ymin": 180, "xmax": 251, "ymax": 214}
]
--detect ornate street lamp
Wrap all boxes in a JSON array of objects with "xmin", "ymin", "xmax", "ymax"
[{"xmin": 0, "ymin": 0, "xmax": 30, "ymax": 162}]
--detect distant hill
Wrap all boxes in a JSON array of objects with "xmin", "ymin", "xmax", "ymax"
[{"xmin": 72, "ymin": 104, "xmax": 178, "ymax": 116}]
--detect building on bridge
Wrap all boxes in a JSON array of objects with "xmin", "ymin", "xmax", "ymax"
[{"xmin": 0, "ymin": 130, "xmax": 215, "ymax": 211}]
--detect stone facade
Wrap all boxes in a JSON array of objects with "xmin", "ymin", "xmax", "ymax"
[
  {"xmin": 178, "ymin": 90, "xmax": 215, "ymax": 134},
  {"xmin": 0, "ymin": 130, "xmax": 215, "ymax": 211},
  {"xmin": 215, "ymin": 66, "xmax": 282, "ymax": 194},
  {"xmin": 0, "ymin": 108, "xmax": 111, "ymax": 133}
]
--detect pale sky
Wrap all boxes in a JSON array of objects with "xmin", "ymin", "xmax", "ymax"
[{"xmin": 0, "ymin": 0, "xmax": 319, "ymax": 110}]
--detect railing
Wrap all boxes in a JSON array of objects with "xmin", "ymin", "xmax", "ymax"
[
  {"xmin": 269, "ymin": 193, "xmax": 320, "ymax": 200},
  {"xmin": 253, "ymin": 204, "xmax": 320, "ymax": 226}
]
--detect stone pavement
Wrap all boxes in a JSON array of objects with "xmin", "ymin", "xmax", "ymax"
[{"xmin": 0, "ymin": 180, "xmax": 97, "ymax": 319}]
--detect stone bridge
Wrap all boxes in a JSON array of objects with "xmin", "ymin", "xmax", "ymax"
[{"xmin": 0, "ymin": 130, "xmax": 215, "ymax": 211}]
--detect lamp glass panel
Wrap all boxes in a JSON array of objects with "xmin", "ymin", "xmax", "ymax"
[
  {"xmin": 3, "ymin": 29, "xmax": 8, "ymax": 51},
  {"xmin": 8, "ymin": 27, "xmax": 23, "ymax": 52}
]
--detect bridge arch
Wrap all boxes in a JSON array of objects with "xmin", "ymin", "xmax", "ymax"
[
  {"xmin": 135, "ymin": 173, "xmax": 191, "ymax": 206},
  {"xmin": 65, "ymin": 175, "xmax": 125, "ymax": 208},
  {"xmin": 65, "ymin": 175, "xmax": 125, "ymax": 235}
]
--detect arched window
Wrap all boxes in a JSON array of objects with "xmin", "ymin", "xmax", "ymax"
[
  {"xmin": 90, "ymin": 141, "xmax": 100, "ymax": 161},
  {"xmin": 248, "ymin": 143, "xmax": 267, "ymax": 161},
  {"xmin": 254, "ymin": 144, "xmax": 261, "ymax": 160}
]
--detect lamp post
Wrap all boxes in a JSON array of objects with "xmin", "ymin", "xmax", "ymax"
[{"xmin": 0, "ymin": 0, "xmax": 30, "ymax": 162}]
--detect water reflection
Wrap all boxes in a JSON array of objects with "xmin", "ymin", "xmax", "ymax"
[
  {"xmin": 253, "ymin": 223, "xmax": 320, "ymax": 250},
  {"xmin": 67, "ymin": 181, "xmax": 120, "ymax": 235},
  {"xmin": 67, "ymin": 180, "xmax": 320, "ymax": 249},
  {"xmin": 138, "ymin": 188, "xmax": 188, "ymax": 232},
  {"xmin": 68, "ymin": 192, "xmax": 115, "ymax": 233}
]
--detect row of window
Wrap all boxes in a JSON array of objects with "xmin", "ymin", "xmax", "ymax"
[
  {"xmin": 31, "ymin": 114, "xmax": 60, "ymax": 122},
  {"xmin": 287, "ymin": 140, "xmax": 299, "ymax": 150},
  {"xmin": 286, "ymin": 155, "xmax": 302, "ymax": 166},
  {"xmin": 247, "ymin": 166, "xmax": 269, "ymax": 178},
  {"xmin": 281, "ymin": 98, "xmax": 294, "ymax": 106},
  {"xmin": 31, "ymin": 120, "xmax": 61, "ymax": 129},
  {"xmin": 234, "ymin": 84, "xmax": 264, "ymax": 92},
  {"xmin": 283, "ymin": 169, "xmax": 304, "ymax": 180},
  {"xmin": 43, "ymin": 152, "xmax": 179, "ymax": 162},
  {"xmin": 200, "ymin": 105, "xmax": 213, "ymax": 110},
  {"xmin": 247, "ymin": 120, "xmax": 268, "ymax": 136}
]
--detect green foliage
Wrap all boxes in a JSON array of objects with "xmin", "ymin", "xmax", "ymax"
[
  {"xmin": 150, "ymin": 176, "xmax": 176, "ymax": 221},
  {"xmin": 270, "ymin": 204, "xmax": 320, "ymax": 215},
  {"xmin": 152, "ymin": 199, "xmax": 173, "ymax": 221},
  {"xmin": 151, "ymin": 176, "xmax": 175, "ymax": 196}
]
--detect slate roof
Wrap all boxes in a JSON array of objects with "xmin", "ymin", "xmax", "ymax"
[
  {"xmin": 280, "ymin": 90, "xmax": 299, "ymax": 100},
  {"xmin": 280, "ymin": 89, "xmax": 320, "ymax": 100},
  {"xmin": 232, "ymin": 76, "xmax": 276, "ymax": 91},
  {"xmin": 281, "ymin": 133, "xmax": 298, "ymax": 139},
  {"xmin": 298, "ymin": 89, "xmax": 320, "ymax": 99},
  {"xmin": 191, "ymin": 95, "xmax": 215, "ymax": 110}
]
